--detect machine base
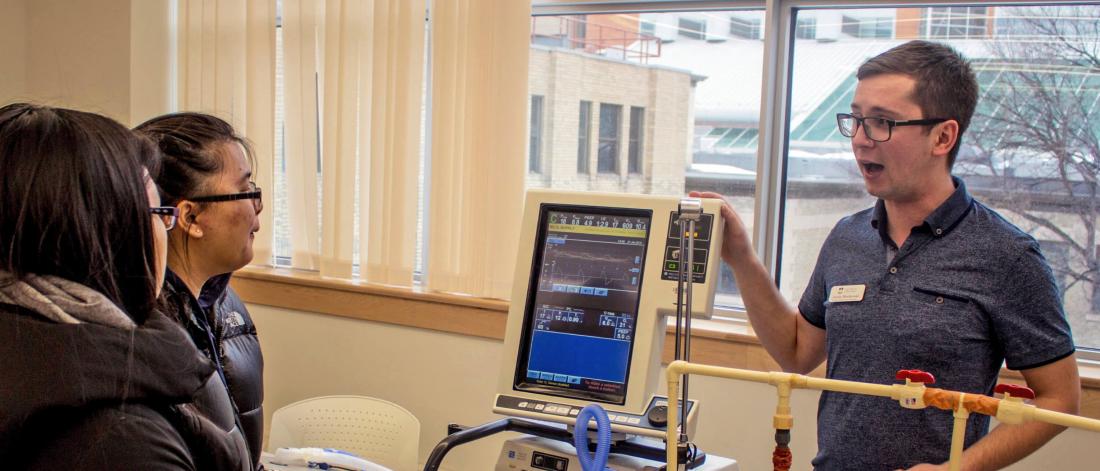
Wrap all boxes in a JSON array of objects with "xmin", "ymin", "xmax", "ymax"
[{"xmin": 495, "ymin": 436, "xmax": 738, "ymax": 471}]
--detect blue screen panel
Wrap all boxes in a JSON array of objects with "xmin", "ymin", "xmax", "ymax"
[{"xmin": 528, "ymin": 330, "xmax": 630, "ymax": 383}]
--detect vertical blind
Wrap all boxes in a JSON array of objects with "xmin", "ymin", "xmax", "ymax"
[
  {"xmin": 178, "ymin": 0, "xmax": 277, "ymax": 267},
  {"xmin": 179, "ymin": 0, "xmax": 530, "ymax": 298},
  {"xmin": 425, "ymin": 0, "xmax": 530, "ymax": 299},
  {"xmin": 280, "ymin": 0, "xmax": 426, "ymax": 283}
]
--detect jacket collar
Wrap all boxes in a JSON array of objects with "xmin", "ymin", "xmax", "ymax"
[{"xmin": 164, "ymin": 269, "xmax": 232, "ymax": 310}]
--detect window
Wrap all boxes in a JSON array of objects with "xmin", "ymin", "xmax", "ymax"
[
  {"xmin": 795, "ymin": 17, "xmax": 816, "ymax": 40},
  {"xmin": 529, "ymin": 95, "xmax": 544, "ymax": 173},
  {"xmin": 597, "ymin": 103, "xmax": 621, "ymax": 173},
  {"xmin": 925, "ymin": 6, "xmax": 988, "ymax": 39},
  {"xmin": 730, "ymin": 16, "xmax": 761, "ymax": 40},
  {"xmin": 571, "ymin": 15, "xmax": 587, "ymax": 43},
  {"xmin": 841, "ymin": 15, "xmax": 861, "ymax": 37},
  {"xmin": 678, "ymin": 17, "xmax": 706, "ymax": 40},
  {"xmin": 269, "ymin": 2, "xmax": 1100, "ymax": 353},
  {"xmin": 578, "ymin": 100, "xmax": 592, "ymax": 174},
  {"xmin": 842, "ymin": 15, "xmax": 893, "ymax": 39},
  {"xmin": 784, "ymin": 5, "xmax": 1100, "ymax": 352},
  {"xmin": 283, "ymin": 0, "xmax": 1100, "ymax": 352},
  {"xmin": 528, "ymin": 9, "xmax": 764, "ymax": 311},
  {"xmin": 628, "ymin": 106, "xmax": 644, "ymax": 174}
]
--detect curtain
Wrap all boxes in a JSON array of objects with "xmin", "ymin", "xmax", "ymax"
[
  {"xmin": 426, "ymin": 0, "xmax": 531, "ymax": 298},
  {"xmin": 282, "ymin": 0, "xmax": 424, "ymax": 283}
]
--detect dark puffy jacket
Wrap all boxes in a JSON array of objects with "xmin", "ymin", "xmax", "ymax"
[
  {"xmin": 0, "ymin": 304, "xmax": 252, "ymax": 470},
  {"xmin": 160, "ymin": 270, "xmax": 264, "ymax": 468}
]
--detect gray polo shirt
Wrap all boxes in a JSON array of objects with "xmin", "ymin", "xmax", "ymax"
[{"xmin": 799, "ymin": 177, "xmax": 1074, "ymax": 470}]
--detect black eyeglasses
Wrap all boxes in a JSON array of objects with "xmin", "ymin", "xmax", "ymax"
[
  {"xmin": 836, "ymin": 113, "xmax": 949, "ymax": 142},
  {"xmin": 189, "ymin": 181, "xmax": 263, "ymax": 212},
  {"xmin": 150, "ymin": 206, "xmax": 180, "ymax": 230}
]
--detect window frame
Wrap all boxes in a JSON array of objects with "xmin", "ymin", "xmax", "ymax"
[
  {"xmin": 578, "ymin": 100, "xmax": 592, "ymax": 174},
  {"xmin": 533, "ymin": 0, "xmax": 1100, "ymax": 362},
  {"xmin": 529, "ymin": 94, "xmax": 545, "ymax": 173},
  {"xmin": 628, "ymin": 105, "xmax": 645, "ymax": 174}
]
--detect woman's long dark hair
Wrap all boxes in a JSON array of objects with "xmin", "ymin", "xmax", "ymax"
[{"xmin": 0, "ymin": 103, "xmax": 161, "ymax": 320}]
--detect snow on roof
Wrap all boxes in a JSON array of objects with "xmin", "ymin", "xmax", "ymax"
[{"xmin": 646, "ymin": 34, "xmax": 995, "ymax": 127}]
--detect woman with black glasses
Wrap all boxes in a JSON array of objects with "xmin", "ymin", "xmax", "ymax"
[
  {"xmin": 135, "ymin": 112, "xmax": 266, "ymax": 470},
  {"xmin": 0, "ymin": 103, "xmax": 251, "ymax": 470}
]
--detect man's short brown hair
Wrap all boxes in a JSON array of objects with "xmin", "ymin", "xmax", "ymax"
[{"xmin": 857, "ymin": 40, "xmax": 978, "ymax": 169}]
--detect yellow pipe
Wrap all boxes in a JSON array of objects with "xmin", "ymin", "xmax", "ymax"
[
  {"xmin": 665, "ymin": 360, "xmax": 1100, "ymax": 470},
  {"xmin": 774, "ymin": 379, "xmax": 793, "ymax": 430},
  {"xmin": 1032, "ymin": 408, "xmax": 1100, "ymax": 433},
  {"xmin": 948, "ymin": 394, "xmax": 969, "ymax": 471}
]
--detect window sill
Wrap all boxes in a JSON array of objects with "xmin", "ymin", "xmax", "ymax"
[{"xmin": 232, "ymin": 266, "xmax": 1100, "ymax": 419}]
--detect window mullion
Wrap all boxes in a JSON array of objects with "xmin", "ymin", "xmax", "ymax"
[{"xmin": 754, "ymin": 0, "xmax": 795, "ymax": 283}]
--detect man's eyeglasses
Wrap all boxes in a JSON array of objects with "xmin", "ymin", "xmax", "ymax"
[
  {"xmin": 836, "ymin": 113, "xmax": 948, "ymax": 142},
  {"xmin": 150, "ymin": 206, "xmax": 180, "ymax": 230},
  {"xmin": 189, "ymin": 181, "xmax": 263, "ymax": 212}
]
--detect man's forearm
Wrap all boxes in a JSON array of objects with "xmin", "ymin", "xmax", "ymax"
[
  {"xmin": 955, "ymin": 396, "xmax": 1075, "ymax": 471},
  {"xmin": 727, "ymin": 250, "xmax": 805, "ymax": 372}
]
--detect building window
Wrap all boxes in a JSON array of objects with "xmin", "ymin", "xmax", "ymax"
[
  {"xmin": 841, "ymin": 15, "xmax": 861, "ymax": 37},
  {"xmin": 628, "ymin": 106, "xmax": 644, "ymax": 174},
  {"xmin": 730, "ymin": 16, "xmax": 761, "ymax": 39},
  {"xmin": 578, "ymin": 100, "xmax": 592, "ymax": 174},
  {"xmin": 795, "ymin": 17, "xmax": 816, "ymax": 40},
  {"xmin": 678, "ymin": 18, "xmax": 706, "ymax": 40},
  {"xmin": 571, "ymin": 15, "xmax": 587, "ymax": 45},
  {"xmin": 597, "ymin": 103, "xmax": 621, "ymax": 173},
  {"xmin": 842, "ymin": 15, "xmax": 894, "ymax": 38},
  {"xmin": 867, "ymin": 17, "xmax": 893, "ymax": 38},
  {"xmin": 529, "ymin": 95, "xmax": 544, "ymax": 173},
  {"xmin": 926, "ymin": 6, "xmax": 988, "ymax": 39}
]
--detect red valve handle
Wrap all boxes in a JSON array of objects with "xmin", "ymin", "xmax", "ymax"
[
  {"xmin": 895, "ymin": 369, "xmax": 936, "ymax": 384},
  {"xmin": 995, "ymin": 383, "xmax": 1036, "ymax": 400}
]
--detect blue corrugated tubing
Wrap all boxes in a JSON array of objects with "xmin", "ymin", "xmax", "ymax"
[{"xmin": 573, "ymin": 404, "xmax": 612, "ymax": 471}]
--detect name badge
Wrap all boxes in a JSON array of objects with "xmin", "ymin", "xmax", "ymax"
[{"xmin": 828, "ymin": 284, "xmax": 866, "ymax": 303}]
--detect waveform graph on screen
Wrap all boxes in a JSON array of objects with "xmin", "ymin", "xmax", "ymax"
[{"xmin": 537, "ymin": 210, "xmax": 649, "ymax": 296}]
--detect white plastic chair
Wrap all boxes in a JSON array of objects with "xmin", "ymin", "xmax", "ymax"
[{"xmin": 267, "ymin": 395, "xmax": 420, "ymax": 471}]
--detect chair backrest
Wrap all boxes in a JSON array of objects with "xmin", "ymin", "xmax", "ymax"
[{"xmin": 268, "ymin": 395, "xmax": 420, "ymax": 471}]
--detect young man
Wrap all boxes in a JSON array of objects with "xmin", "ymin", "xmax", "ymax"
[{"xmin": 695, "ymin": 40, "xmax": 1079, "ymax": 470}]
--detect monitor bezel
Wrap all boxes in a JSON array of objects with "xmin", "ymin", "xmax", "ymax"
[{"xmin": 511, "ymin": 203, "xmax": 654, "ymax": 405}]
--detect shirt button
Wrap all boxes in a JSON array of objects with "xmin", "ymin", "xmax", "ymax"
[
  {"xmin": 935, "ymin": 297, "xmax": 944, "ymax": 304},
  {"xmin": 889, "ymin": 267, "xmax": 898, "ymax": 274},
  {"xmin": 935, "ymin": 228, "xmax": 944, "ymax": 235}
]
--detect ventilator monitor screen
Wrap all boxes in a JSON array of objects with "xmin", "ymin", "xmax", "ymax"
[{"xmin": 513, "ymin": 205, "xmax": 652, "ymax": 405}]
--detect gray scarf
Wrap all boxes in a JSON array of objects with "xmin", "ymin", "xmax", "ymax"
[{"xmin": 0, "ymin": 271, "xmax": 135, "ymax": 329}]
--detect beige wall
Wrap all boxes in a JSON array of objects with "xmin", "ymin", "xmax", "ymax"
[
  {"xmin": 0, "ymin": 0, "xmax": 173, "ymax": 126},
  {"xmin": 250, "ymin": 303, "xmax": 1098, "ymax": 471},
  {"xmin": 130, "ymin": 0, "xmax": 175, "ymax": 126},
  {"xmin": 0, "ymin": 0, "xmax": 27, "ymax": 104},
  {"xmin": 25, "ymin": 0, "xmax": 133, "ymax": 122}
]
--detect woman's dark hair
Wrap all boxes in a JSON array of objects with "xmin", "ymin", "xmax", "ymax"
[
  {"xmin": 0, "ymin": 103, "xmax": 162, "ymax": 320},
  {"xmin": 133, "ymin": 112, "xmax": 255, "ymax": 206}
]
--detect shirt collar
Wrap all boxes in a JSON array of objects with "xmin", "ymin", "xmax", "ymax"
[{"xmin": 870, "ymin": 176, "xmax": 974, "ymax": 240}]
